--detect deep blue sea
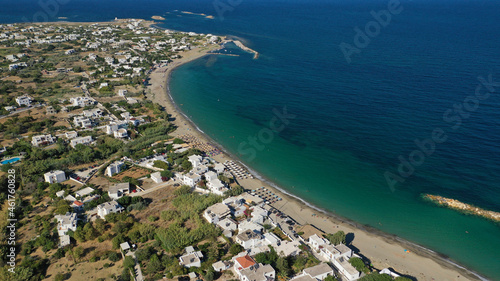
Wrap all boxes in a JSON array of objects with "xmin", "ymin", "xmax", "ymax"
[{"xmin": 1, "ymin": 0, "xmax": 499, "ymax": 279}]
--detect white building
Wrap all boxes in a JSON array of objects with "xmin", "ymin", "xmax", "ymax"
[
  {"xmin": 114, "ymin": 128, "xmax": 128, "ymax": 138},
  {"xmin": 274, "ymin": 240, "xmax": 302, "ymax": 257},
  {"xmin": 235, "ymin": 230, "xmax": 263, "ymax": 249},
  {"xmin": 70, "ymin": 136, "xmax": 93, "ymax": 148},
  {"xmin": 188, "ymin": 154, "xmax": 202, "ymax": 168},
  {"xmin": 108, "ymin": 182, "xmax": 130, "ymax": 200},
  {"xmin": 204, "ymin": 171, "xmax": 217, "ymax": 182},
  {"xmin": 239, "ymin": 263, "xmax": 275, "ymax": 281},
  {"xmin": 74, "ymin": 116, "xmax": 92, "ymax": 128},
  {"xmin": 203, "ymin": 203, "xmax": 231, "ymax": 224},
  {"xmin": 308, "ymin": 234, "xmax": 329, "ymax": 251},
  {"xmin": 70, "ymin": 96, "xmax": 94, "ymax": 107},
  {"xmin": 32, "ymin": 134, "xmax": 55, "ymax": 147},
  {"xmin": 183, "ymin": 172, "xmax": 201, "ymax": 187},
  {"xmin": 97, "ymin": 201, "xmax": 124, "ymax": 220},
  {"xmin": 217, "ymin": 218, "xmax": 238, "ymax": 232},
  {"xmin": 83, "ymin": 108, "xmax": 103, "ymax": 118},
  {"xmin": 118, "ymin": 89, "xmax": 128, "ymax": 96},
  {"xmin": 214, "ymin": 163, "xmax": 225, "ymax": 174},
  {"xmin": 75, "ymin": 187, "xmax": 94, "ymax": 198},
  {"xmin": 44, "ymin": 170, "xmax": 66, "ymax": 183},
  {"xmin": 105, "ymin": 124, "xmax": 118, "ymax": 135},
  {"xmin": 212, "ymin": 260, "xmax": 231, "ymax": 272},
  {"xmin": 65, "ymin": 131, "xmax": 78, "ymax": 139},
  {"xmin": 106, "ymin": 161, "xmax": 125, "ymax": 177},
  {"xmin": 150, "ymin": 172, "xmax": 163, "ymax": 183},
  {"xmin": 333, "ymin": 256, "xmax": 360, "ymax": 281},
  {"xmin": 179, "ymin": 246, "xmax": 204, "ymax": 268},
  {"xmin": 15, "ymin": 95, "xmax": 32, "ymax": 106},
  {"xmin": 54, "ymin": 212, "xmax": 77, "ymax": 236},
  {"xmin": 302, "ymin": 263, "xmax": 335, "ymax": 281},
  {"xmin": 207, "ymin": 179, "xmax": 228, "ymax": 196}
]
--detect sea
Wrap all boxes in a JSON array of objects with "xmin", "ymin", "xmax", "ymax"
[{"xmin": 1, "ymin": 0, "xmax": 499, "ymax": 279}]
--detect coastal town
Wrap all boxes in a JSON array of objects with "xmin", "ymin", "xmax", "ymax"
[{"xmin": 0, "ymin": 20, "xmax": 477, "ymax": 281}]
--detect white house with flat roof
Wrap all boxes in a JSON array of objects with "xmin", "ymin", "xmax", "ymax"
[
  {"xmin": 106, "ymin": 161, "xmax": 124, "ymax": 177},
  {"xmin": 70, "ymin": 96, "xmax": 94, "ymax": 107},
  {"xmin": 44, "ymin": 170, "xmax": 66, "ymax": 183},
  {"xmin": 97, "ymin": 201, "xmax": 124, "ymax": 220},
  {"xmin": 183, "ymin": 172, "xmax": 201, "ymax": 187},
  {"xmin": 302, "ymin": 263, "xmax": 335, "ymax": 280},
  {"xmin": 203, "ymin": 203, "xmax": 231, "ymax": 224},
  {"xmin": 308, "ymin": 234, "xmax": 329, "ymax": 251},
  {"xmin": 75, "ymin": 187, "xmax": 94, "ymax": 198},
  {"xmin": 70, "ymin": 136, "xmax": 93, "ymax": 148},
  {"xmin": 239, "ymin": 263, "xmax": 275, "ymax": 281},
  {"xmin": 74, "ymin": 116, "xmax": 92, "ymax": 128},
  {"xmin": 15, "ymin": 95, "xmax": 32, "ymax": 106},
  {"xmin": 179, "ymin": 247, "xmax": 204, "ymax": 268},
  {"xmin": 108, "ymin": 182, "xmax": 130, "ymax": 200},
  {"xmin": 214, "ymin": 163, "xmax": 225, "ymax": 174},
  {"xmin": 235, "ymin": 230, "xmax": 263, "ymax": 249},
  {"xmin": 204, "ymin": 171, "xmax": 217, "ymax": 182},
  {"xmin": 114, "ymin": 128, "xmax": 128, "ymax": 138},
  {"xmin": 54, "ymin": 212, "xmax": 77, "ymax": 236},
  {"xmin": 32, "ymin": 134, "xmax": 55, "ymax": 147},
  {"xmin": 188, "ymin": 155, "xmax": 202, "ymax": 167},
  {"xmin": 333, "ymin": 256, "xmax": 360, "ymax": 281},
  {"xmin": 150, "ymin": 172, "xmax": 163, "ymax": 183},
  {"xmin": 207, "ymin": 179, "xmax": 228, "ymax": 196},
  {"xmin": 275, "ymin": 240, "xmax": 302, "ymax": 257}
]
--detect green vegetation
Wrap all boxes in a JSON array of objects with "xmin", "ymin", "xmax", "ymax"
[
  {"xmin": 349, "ymin": 257, "xmax": 370, "ymax": 274},
  {"xmin": 324, "ymin": 231, "xmax": 346, "ymax": 245}
]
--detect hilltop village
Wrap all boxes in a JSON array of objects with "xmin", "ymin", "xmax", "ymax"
[{"xmin": 0, "ymin": 20, "xmax": 413, "ymax": 281}]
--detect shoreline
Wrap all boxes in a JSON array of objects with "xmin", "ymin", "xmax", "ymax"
[{"xmin": 146, "ymin": 47, "xmax": 487, "ymax": 281}]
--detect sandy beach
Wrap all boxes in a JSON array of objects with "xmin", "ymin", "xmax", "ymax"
[{"xmin": 146, "ymin": 46, "xmax": 484, "ymax": 281}]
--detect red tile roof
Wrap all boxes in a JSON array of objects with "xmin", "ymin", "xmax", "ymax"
[
  {"xmin": 236, "ymin": 255, "xmax": 256, "ymax": 269},
  {"xmin": 73, "ymin": 201, "xmax": 84, "ymax": 207}
]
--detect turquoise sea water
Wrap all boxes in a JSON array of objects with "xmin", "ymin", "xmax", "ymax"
[{"xmin": 0, "ymin": 0, "xmax": 499, "ymax": 279}]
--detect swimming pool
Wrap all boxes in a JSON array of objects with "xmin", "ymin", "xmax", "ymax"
[{"xmin": 1, "ymin": 157, "xmax": 20, "ymax": 165}]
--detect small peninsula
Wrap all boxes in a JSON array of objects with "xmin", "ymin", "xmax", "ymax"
[{"xmin": 423, "ymin": 194, "xmax": 500, "ymax": 223}]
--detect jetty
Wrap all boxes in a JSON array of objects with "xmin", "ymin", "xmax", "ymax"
[
  {"xmin": 232, "ymin": 40, "xmax": 259, "ymax": 59},
  {"xmin": 423, "ymin": 194, "xmax": 500, "ymax": 223}
]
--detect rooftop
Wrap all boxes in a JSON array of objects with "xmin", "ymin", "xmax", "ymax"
[
  {"xmin": 235, "ymin": 255, "xmax": 256, "ymax": 269},
  {"xmin": 303, "ymin": 263, "xmax": 333, "ymax": 278}
]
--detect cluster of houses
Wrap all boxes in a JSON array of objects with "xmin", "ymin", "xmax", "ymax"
[
  {"xmin": 174, "ymin": 154, "xmax": 228, "ymax": 196},
  {"xmin": 45, "ymin": 169, "xmax": 129, "ymax": 247},
  {"xmin": 176, "ymin": 190, "xmax": 367, "ymax": 281}
]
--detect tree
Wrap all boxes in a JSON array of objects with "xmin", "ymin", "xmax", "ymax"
[
  {"xmin": 227, "ymin": 185, "xmax": 244, "ymax": 196},
  {"xmin": 135, "ymin": 246, "xmax": 153, "ymax": 262},
  {"xmin": 349, "ymin": 257, "xmax": 369, "ymax": 274},
  {"xmin": 123, "ymin": 256, "xmax": 136, "ymax": 269},
  {"xmin": 55, "ymin": 199, "xmax": 71, "ymax": 215},
  {"xmin": 325, "ymin": 275, "xmax": 340, "ymax": 281},
  {"xmin": 161, "ymin": 169, "xmax": 173, "ymax": 179},
  {"xmin": 54, "ymin": 273, "xmax": 65, "ymax": 281},
  {"xmin": 276, "ymin": 256, "xmax": 291, "ymax": 276},
  {"xmin": 229, "ymin": 244, "xmax": 244, "ymax": 256},
  {"xmin": 147, "ymin": 254, "xmax": 163, "ymax": 273},
  {"xmin": 181, "ymin": 160, "xmax": 192, "ymax": 172},
  {"xmin": 325, "ymin": 231, "xmax": 346, "ymax": 245},
  {"xmin": 83, "ymin": 223, "xmax": 98, "ymax": 241},
  {"xmin": 73, "ymin": 246, "xmax": 84, "ymax": 262},
  {"xmin": 94, "ymin": 218, "xmax": 107, "ymax": 234},
  {"xmin": 204, "ymin": 270, "xmax": 215, "ymax": 281}
]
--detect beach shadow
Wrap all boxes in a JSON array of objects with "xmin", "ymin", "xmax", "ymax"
[{"xmin": 346, "ymin": 232, "xmax": 355, "ymax": 245}]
